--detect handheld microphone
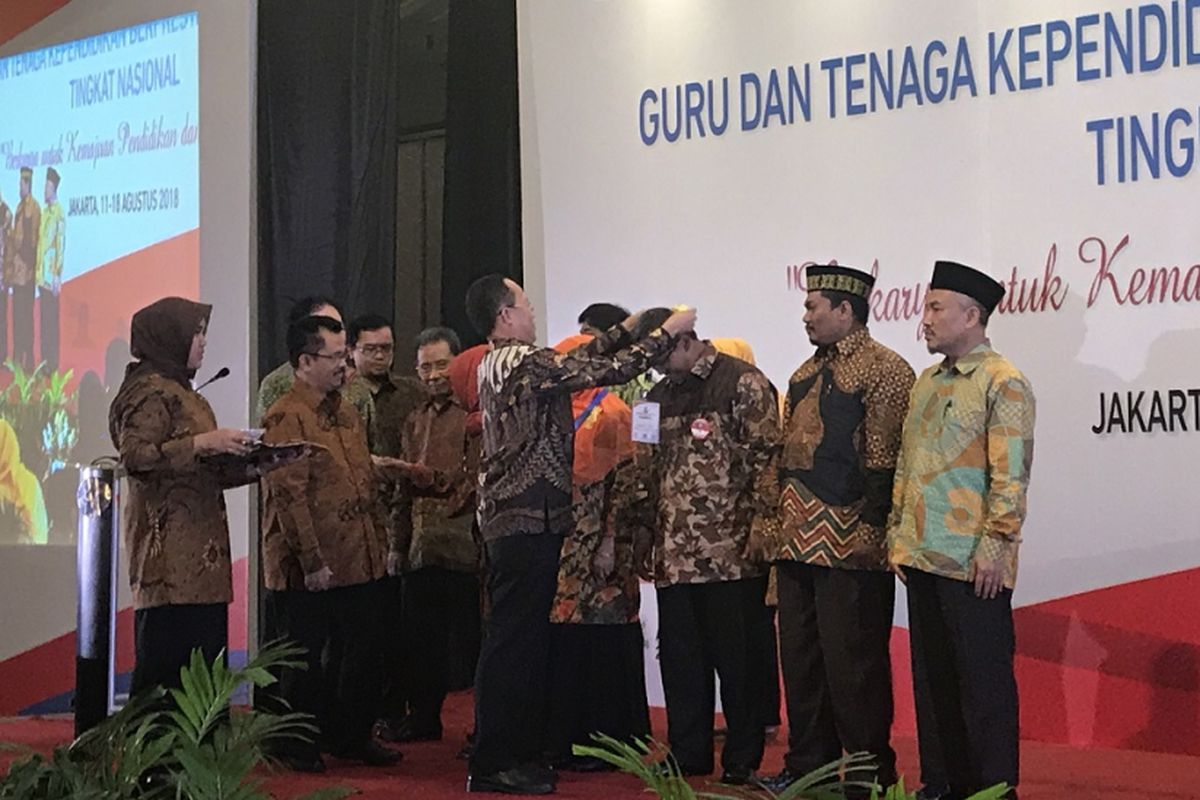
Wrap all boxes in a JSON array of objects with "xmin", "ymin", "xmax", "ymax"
[{"xmin": 196, "ymin": 367, "xmax": 230, "ymax": 392}]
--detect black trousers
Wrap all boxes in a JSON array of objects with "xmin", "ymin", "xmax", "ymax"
[
  {"xmin": 402, "ymin": 566, "xmax": 481, "ymax": 730},
  {"xmin": 269, "ymin": 580, "xmax": 387, "ymax": 757},
  {"xmin": 776, "ymin": 561, "xmax": 897, "ymax": 783},
  {"xmin": 656, "ymin": 576, "xmax": 768, "ymax": 774},
  {"xmin": 755, "ymin": 603, "xmax": 782, "ymax": 727},
  {"xmin": 11, "ymin": 284, "xmax": 33, "ymax": 368},
  {"xmin": 906, "ymin": 568, "xmax": 1019, "ymax": 797},
  {"xmin": 131, "ymin": 602, "xmax": 228, "ymax": 696},
  {"xmin": 545, "ymin": 622, "xmax": 651, "ymax": 762},
  {"xmin": 470, "ymin": 533, "xmax": 562, "ymax": 775},
  {"xmin": 379, "ymin": 575, "xmax": 407, "ymax": 723},
  {"xmin": 39, "ymin": 290, "xmax": 58, "ymax": 370}
]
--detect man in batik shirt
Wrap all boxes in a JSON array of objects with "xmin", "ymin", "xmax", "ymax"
[
  {"xmin": 619, "ymin": 310, "xmax": 780, "ymax": 786},
  {"xmin": 889, "ymin": 260, "xmax": 1035, "ymax": 800},
  {"xmin": 8, "ymin": 167, "xmax": 39, "ymax": 367},
  {"xmin": 463, "ymin": 275, "xmax": 694, "ymax": 796},
  {"xmin": 762, "ymin": 265, "xmax": 915, "ymax": 796},
  {"xmin": 36, "ymin": 167, "xmax": 65, "ymax": 370}
]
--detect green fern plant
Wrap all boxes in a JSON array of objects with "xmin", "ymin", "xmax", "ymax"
[
  {"xmin": 572, "ymin": 733, "xmax": 1013, "ymax": 800},
  {"xmin": 0, "ymin": 642, "xmax": 349, "ymax": 800}
]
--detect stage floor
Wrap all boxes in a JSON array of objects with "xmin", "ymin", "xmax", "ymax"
[{"xmin": 3, "ymin": 692, "xmax": 1196, "ymax": 799}]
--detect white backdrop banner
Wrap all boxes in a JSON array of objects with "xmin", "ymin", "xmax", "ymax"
[{"xmin": 519, "ymin": 1, "xmax": 1200, "ymax": 732}]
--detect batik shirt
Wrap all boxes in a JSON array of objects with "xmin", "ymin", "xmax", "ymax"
[
  {"xmin": 475, "ymin": 326, "xmax": 674, "ymax": 542},
  {"xmin": 618, "ymin": 348, "xmax": 781, "ymax": 588},
  {"xmin": 777, "ymin": 328, "xmax": 914, "ymax": 571},
  {"xmin": 6, "ymin": 196, "xmax": 38, "ymax": 287},
  {"xmin": 392, "ymin": 395, "xmax": 481, "ymax": 574},
  {"xmin": 261, "ymin": 379, "xmax": 389, "ymax": 591},
  {"xmin": 36, "ymin": 200, "xmax": 64, "ymax": 291},
  {"xmin": 888, "ymin": 343, "xmax": 1035, "ymax": 589},
  {"xmin": 109, "ymin": 372, "xmax": 258, "ymax": 609}
]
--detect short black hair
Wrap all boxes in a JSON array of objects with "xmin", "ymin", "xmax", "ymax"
[
  {"xmin": 416, "ymin": 326, "xmax": 462, "ymax": 356},
  {"xmin": 348, "ymin": 313, "xmax": 392, "ymax": 347},
  {"xmin": 578, "ymin": 303, "xmax": 630, "ymax": 333},
  {"xmin": 817, "ymin": 290, "xmax": 869, "ymax": 325},
  {"xmin": 287, "ymin": 315, "xmax": 343, "ymax": 368},
  {"xmin": 465, "ymin": 274, "xmax": 515, "ymax": 338},
  {"xmin": 287, "ymin": 295, "xmax": 340, "ymax": 326}
]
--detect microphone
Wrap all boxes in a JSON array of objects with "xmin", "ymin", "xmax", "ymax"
[{"xmin": 195, "ymin": 367, "xmax": 230, "ymax": 392}]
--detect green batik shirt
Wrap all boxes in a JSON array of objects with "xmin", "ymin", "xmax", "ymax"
[{"xmin": 887, "ymin": 343, "xmax": 1035, "ymax": 589}]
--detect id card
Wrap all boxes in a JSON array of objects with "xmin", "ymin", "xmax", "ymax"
[{"xmin": 631, "ymin": 401, "xmax": 661, "ymax": 444}]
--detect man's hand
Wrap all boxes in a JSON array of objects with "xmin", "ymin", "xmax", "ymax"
[
  {"xmin": 194, "ymin": 428, "xmax": 254, "ymax": 456},
  {"xmin": 971, "ymin": 555, "xmax": 1005, "ymax": 599},
  {"xmin": 633, "ymin": 532, "xmax": 654, "ymax": 582},
  {"xmin": 661, "ymin": 307, "xmax": 697, "ymax": 337},
  {"xmin": 304, "ymin": 566, "xmax": 333, "ymax": 592},
  {"xmin": 743, "ymin": 515, "xmax": 778, "ymax": 563},
  {"xmin": 387, "ymin": 550, "xmax": 403, "ymax": 577}
]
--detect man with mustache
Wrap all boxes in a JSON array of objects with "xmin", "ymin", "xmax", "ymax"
[
  {"xmin": 889, "ymin": 260, "xmax": 1036, "ymax": 800},
  {"xmin": 261, "ymin": 314, "xmax": 400, "ymax": 772},
  {"xmin": 762, "ymin": 265, "xmax": 914, "ymax": 797}
]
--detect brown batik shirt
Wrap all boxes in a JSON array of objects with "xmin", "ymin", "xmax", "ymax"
[
  {"xmin": 361, "ymin": 373, "xmax": 426, "ymax": 458},
  {"xmin": 476, "ymin": 325, "xmax": 675, "ymax": 543},
  {"xmin": 618, "ymin": 347, "xmax": 782, "ymax": 588},
  {"xmin": 776, "ymin": 327, "xmax": 914, "ymax": 570},
  {"xmin": 110, "ymin": 372, "xmax": 258, "ymax": 610},
  {"xmin": 261, "ymin": 379, "xmax": 389, "ymax": 591},
  {"xmin": 392, "ymin": 394, "xmax": 481, "ymax": 574}
]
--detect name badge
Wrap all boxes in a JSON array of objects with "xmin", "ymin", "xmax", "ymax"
[{"xmin": 631, "ymin": 401, "xmax": 661, "ymax": 444}]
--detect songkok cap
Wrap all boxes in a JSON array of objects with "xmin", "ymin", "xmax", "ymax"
[
  {"xmin": 930, "ymin": 260, "xmax": 1005, "ymax": 313},
  {"xmin": 46, "ymin": 167, "xmax": 60, "ymax": 189},
  {"xmin": 19, "ymin": 167, "xmax": 32, "ymax": 179},
  {"xmin": 805, "ymin": 264, "xmax": 874, "ymax": 299}
]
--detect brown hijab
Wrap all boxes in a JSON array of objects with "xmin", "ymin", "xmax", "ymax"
[{"xmin": 119, "ymin": 297, "xmax": 212, "ymax": 390}]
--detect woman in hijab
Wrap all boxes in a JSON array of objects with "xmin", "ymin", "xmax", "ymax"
[
  {"xmin": 0, "ymin": 418, "xmax": 48, "ymax": 544},
  {"xmin": 109, "ymin": 297, "xmax": 280, "ymax": 693}
]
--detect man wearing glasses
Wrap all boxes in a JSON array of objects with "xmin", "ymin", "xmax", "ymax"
[
  {"xmin": 261, "ymin": 315, "xmax": 401, "ymax": 772},
  {"xmin": 346, "ymin": 314, "xmax": 427, "ymax": 740}
]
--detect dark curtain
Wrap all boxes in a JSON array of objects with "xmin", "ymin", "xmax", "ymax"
[
  {"xmin": 257, "ymin": 0, "xmax": 403, "ymax": 378},
  {"xmin": 441, "ymin": 0, "xmax": 522, "ymax": 344}
]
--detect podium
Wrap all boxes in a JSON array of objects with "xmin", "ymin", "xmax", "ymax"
[{"xmin": 75, "ymin": 460, "xmax": 120, "ymax": 736}]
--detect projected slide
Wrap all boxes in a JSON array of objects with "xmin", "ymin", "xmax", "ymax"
[{"xmin": 0, "ymin": 13, "xmax": 198, "ymax": 544}]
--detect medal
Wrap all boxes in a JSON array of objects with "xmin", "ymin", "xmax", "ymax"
[{"xmin": 691, "ymin": 418, "xmax": 712, "ymax": 440}]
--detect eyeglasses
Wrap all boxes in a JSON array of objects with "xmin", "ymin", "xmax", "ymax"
[
  {"xmin": 357, "ymin": 344, "xmax": 394, "ymax": 357},
  {"xmin": 304, "ymin": 350, "xmax": 349, "ymax": 362},
  {"xmin": 417, "ymin": 359, "xmax": 453, "ymax": 375}
]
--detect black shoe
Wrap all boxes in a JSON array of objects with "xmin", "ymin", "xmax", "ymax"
[
  {"xmin": 558, "ymin": 755, "xmax": 616, "ymax": 773},
  {"xmin": 719, "ymin": 766, "xmax": 755, "ymax": 786},
  {"xmin": 330, "ymin": 739, "xmax": 403, "ymax": 767},
  {"xmin": 467, "ymin": 766, "xmax": 556, "ymax": 795},
  {"xmin": 522, "ymin": 762, "xmax": 558, "ymax": 785},
  {"xmin": 378, "ymin": 716, "xmax": 442, "ymax": 743},
  {"xmin": 916, "ymin": 784, "xmax": 952, "ymax": 800},
  {"xmin": 276, "ymin": 752, "xmax": 327, "ymax": 774}
]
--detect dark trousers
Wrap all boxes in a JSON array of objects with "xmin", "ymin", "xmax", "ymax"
[
  {"xmin": 131, "ymin": 602, "xmax": 228, "ymax": 696},
  {"xmin": 656, "ymin": 576, "xmax": 768, "ymax": 774},
  {"xmin": 39, "ymin": 290, "xmax": 58, "ymax": 370},
  {"xmin": 756, "ymin": 604, "xmax": 782, "ymax": 727},
  {"xmin": 402, "ymin": 566, "xmax": 481, "ymax": 731},
  {"xmin": 776, "ymin": 562, "xmax": 897, "ymax": 783},
  {"xmin": 470, "ymin": 533, "xmax": 563, "ymax": 775},
  {"xmin": 379, "ymin": 575, "xmax": 407, "ymax": 723},
  {"xmin": 546, "ymin": 622, "xmax": 651, "ymax": 762},
  {"xmin": 269, "ymin": 580, "xmax": 387, "ymax": 757},
  {"xmin": 11, "ymin": 284, "xmax": 33, "ymax": 368},
  {"xmin": 906, "ymin": 568, "xmax": 1019, "ymax": 798}
]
